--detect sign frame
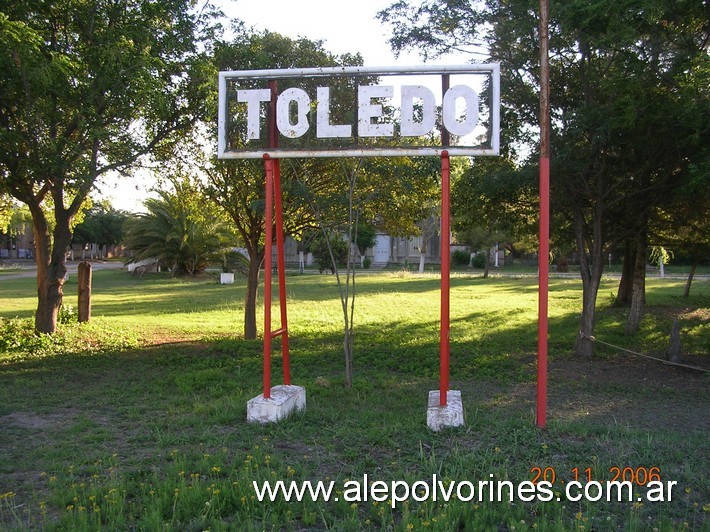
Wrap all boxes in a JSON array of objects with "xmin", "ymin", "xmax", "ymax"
[{"xmin": 218, "ymin": 64, "xmax": 500, "ymax": 159}]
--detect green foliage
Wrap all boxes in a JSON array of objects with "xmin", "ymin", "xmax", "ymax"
[
  {"xmin": 0, "ymin": 0, "xmax": 215, "ymax": 333},
  {"xmin": 0, "ymin": 316, "xmax": 137, "ymax": 360},
  {"xmin": 0, "ymin": 194, "xmax": 16, "ymax": 233},
  {"xmin": 72, "ymin": 203, "xmax": 128, "ymax": 250},
  {"xmin": 451, "ymin": 157, "xmax": 536, "ymax": 257},
  {"xmin": 310, "ymin": 232, "xmax": 349, "ymax": 273},
  {"xmin": 471, "ymin": 252, "xmax": 487, "ymax": 269},
  {"xmin": 353, "ymin": 222, "xmax": 377, "ymax": 255},
  {"xmin": 381, "ymin": 0, "xmax": 709, "ymax": 354},
  {"xmin": 0, "ymin": 318, "xmax": 55, "ymax": 354},
  {"xmin": 219, "ymin": 248, "xmax": 249, "ymax": 274},
  {"xmin": 123, "ymin": 181, "xmax": 239, "ymax": 277},
  {"xmin": 451, "ymin": 249, "xmax": 471, "ymax": 267},
  {"xmin": 57, "ymin": 304, "xmax": 77, "ymax": 325}
]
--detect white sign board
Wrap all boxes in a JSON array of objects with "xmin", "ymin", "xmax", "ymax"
[{"xmin": 218, "ymin": 65, "xmax": 500, "ymax": 159}]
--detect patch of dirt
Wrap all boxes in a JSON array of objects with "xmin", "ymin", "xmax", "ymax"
[
  {"xmin": 547, "ymin": 354, "xmax": 710, "ymax": 433},
  {"xmin": 1, "ymin": 408, "xmax": 80, "ymax": 430},
  {"xmin": 680, "ymin": 307, "xmax": 710, "ymax": 321}
]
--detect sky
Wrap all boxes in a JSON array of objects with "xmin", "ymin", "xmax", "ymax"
[{"xmin": 99, "ymin": 0, "xmax": 469, "ymax": 212}]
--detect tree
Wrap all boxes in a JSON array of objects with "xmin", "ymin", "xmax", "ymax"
[
  {"xmin": 0, "ymin": 0, "xmax": 214, "ymax": 333},
  {"xmin": 353, "ymin": 222, "xmax": 377, "ymax": 268},
  {"xmin": 296, "ymin": 155, "xmax": 439, "ymax": 387},
  {"xmin": 204, "ymin": 30, "xmax": 358, "ymax": 339},
  {"xmin": 651, "ymin": 165, "xmax": 710, "ymax": 297},
  {"xmin": 380, "ymin": 0, "xmax": 710, "ymax": 355},
  {"xmin": 452, "ymin": 157, "xmax": 536, "ymax": 278},
  {"xmin": 123, "ymin": 180, "xmax": 238, "ymax": 277},
  {"xmin": 72, "ymin": 202, "xmax": 127, "ymax": 259},
  {"xmin": 311, "ymin": 232, "xmax": 349, "ymax": 274},
  {"xmin": 0, "ymin": 194, "xmax": 15, "ymax": 233}
]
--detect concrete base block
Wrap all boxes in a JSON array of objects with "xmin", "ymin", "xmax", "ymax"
[
  {"xmin": 247, "ymin": 385, "xmax": 306, "ymax": 424},
  {"xmin": 427, "ymin": 390, "xmax": 465, "ymax": 431}
]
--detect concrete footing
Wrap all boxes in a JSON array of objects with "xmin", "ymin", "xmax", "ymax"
[
  {"xmin": 426, "ymin": 390, "xmax": 465, "ymax": 431},
  {"xmin": 247, "ymin": 385, "xmax": 306, "ymax": 424}
]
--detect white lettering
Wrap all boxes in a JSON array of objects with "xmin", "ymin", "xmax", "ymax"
[
  {"xmin": 566, "ymin": 481, "xmax": 583, "ymax": 501},
  {"xmin": 455, "ymin": 481, "xmax": 475, "ymax": 502},
  {"xmin": 442, "ymin": 84, "xmax": 479, "ymax": 136},
  {"xmin": 517, "ymin": 481, "xmax": 537, "ymax": 502},
  {"xmin": 400, "ymin": 85, "xmax": 436, "ymax": 136},
  {"xmin": 535, "ymin": 481, "xmax": 554, "ymax": 502},
  {"xmin": 370, "ymin": 480, "xmax": 389, "ymax": 502},
  {"xmin": 391, "ymin": 480, "xmax": 409, "ymax": 508},
  {"xmin": 317, "ymin": 86, "xmax": 352, "ymax": 138},
  {"xmin": 236, "ymin": 83, "xmax": 483, "ymax": 142},
  {"xmin": 411, "ymin": 480, "xmax": 430, "ymax": 502},
  {"xmin": 342, "ymin": 479, "xmax": 361, "ymax": 501},
  {"xmin": 237, "ymin": 88, "xmax": 271, "ymax": 140},
  {"xmin": 358, "ymin": 85, "xmax": 394, "ymax": 137},
  {"xmin": 276, "ymin": 87, "xmax": 310, "ymax": 138},
  {"xmin": 436, "ymin": 477, "xmax": 456, "ymax": 501}
]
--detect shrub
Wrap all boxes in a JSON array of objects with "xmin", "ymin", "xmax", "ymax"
[
  {"xmin": 58, "ymin": 304, "xmax": 77, "ymax": 324},
  {"xmin": 451, "ymin": 249, "xmax": 471, "ymax": 267},
  {"xmin": 311, "ymin": 233, "xmax": 349, "ymax": 273},
  {"xmin": 0, "ymin": 317, "xmax": 138, "ymax": 361},
  {"xmin": 471, "ymin": 252, "xmax": 487, "ymax": 269}
]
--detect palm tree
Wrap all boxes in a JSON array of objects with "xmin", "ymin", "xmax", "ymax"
[{"xmin": 124, "ymin": 184, "xmax": 238, "ymax": 277}]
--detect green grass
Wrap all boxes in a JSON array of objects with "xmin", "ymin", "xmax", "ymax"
[{"xmin": 0, "ymin": 269, "xmax": 708, "ymax": 530}]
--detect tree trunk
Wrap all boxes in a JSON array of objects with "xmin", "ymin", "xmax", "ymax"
[
  {"xmin": 617, "ymin": 239, "xmax": 635, "ymax": 305},
  {"xmin": 556, "ymin": 255, "xmax": 569, "ymax": 273},
  {"xmin": 344, "ymin": 326, "xmax": 353, "ymax": 388},
  {"xmin": 683, "ymin": 260, "xmax": 697, "ymax": 297},
  {"xmin": 574, "ymin": 209, "xmax": 605, "ymax": 357},
  {"xmin": 483, "ymin": 248, "xmax": 490, "ymax": 278},
  {"xmin": 418, "ymin": 252, "xmax": 425, "ymax": 274},
  {"xmin": 625, "ymin": 234, "xmax": 647, "ymax": 335},
  {"xmin": 575, "ymin": 272, "xmax": 601, "ymax": 356},
  {"xmin": 33, "ymin": 211, "xmax": 71, "ymax": 334},
  {"xmin": 244, "ymin": 250, "xmax": 263, "ymax": 340}
]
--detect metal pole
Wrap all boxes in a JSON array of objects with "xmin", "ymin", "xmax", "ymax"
[
  {"xmin": 267, "ymin": 79, "xmax": 291, "ymax": 386},
  {"xmin": 273, "ymin": 158, "xmax": 291, "ymax": 385},
  {"xmin": 440, "ymin": 150, "xmax": 451, "ymax": 406},
  {"xmin": 537, "ymin": 0, "xmax": 550, "ymax": 429},
  {"xmin": 263, "ymin": 155, "xmax": 274, "ymax": 399}
]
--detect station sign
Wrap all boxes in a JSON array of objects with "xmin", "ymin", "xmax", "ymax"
[{"xmin": 218, "ymin": 65, "xmax": 499, "ymax": 158}]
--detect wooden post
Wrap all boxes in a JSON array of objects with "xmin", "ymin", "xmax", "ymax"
[
  {"xmin": 666, "ymin": 319, "xmax": 681, "ymax": 363},
  {"xmin": 78, "ymin": 261, "xmax": 92, "ymax": 323}
]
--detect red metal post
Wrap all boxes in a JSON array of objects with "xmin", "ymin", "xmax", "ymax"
[
  {"xmin": 266, "ymin": 79, "xmax": 291, "ymax": 386},
  {"xmin": 537, "ymin": 157, "xmax": 549, "ymax": 428},
  {"xmin": 537, "ymin": 0, "xmax": 550, "ymax": 429},
  {"xmin": 263, "ymin": 155, "xmax": 274, "ymax": 399},
  {"xmin": 272, "ymin": 158, "xmax": 291, "ymax": 385},
  {"xmin": 440, "ymin": 150, "xmax": 451, "ymax": 406}
]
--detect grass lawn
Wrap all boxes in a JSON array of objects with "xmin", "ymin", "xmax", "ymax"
[{"xmin": 0, "ymin": 269, "xmax": 708, "ymax": 530}]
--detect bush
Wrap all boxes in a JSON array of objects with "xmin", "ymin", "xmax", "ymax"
[
  {"xmin": 58, "ymin": 304, "xmax": 77, "ymax": 324},
  {"xmin": 0, "ymin": 317, "xmax": 138, "ymax": 361},
  {"xmin": 471, "ymin": 252, "xmax": 487, "ymax": 269},
  {"xmin": 451, "ymin": 249, "xmax": 471, "ymax": 267},
  {"xmin": 311, "ymin": 233, "xmax": 349, "ymax": 273},
  {"xmin": 363, "ymin": 256, "xmax": 372, "ymax": 269}
]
